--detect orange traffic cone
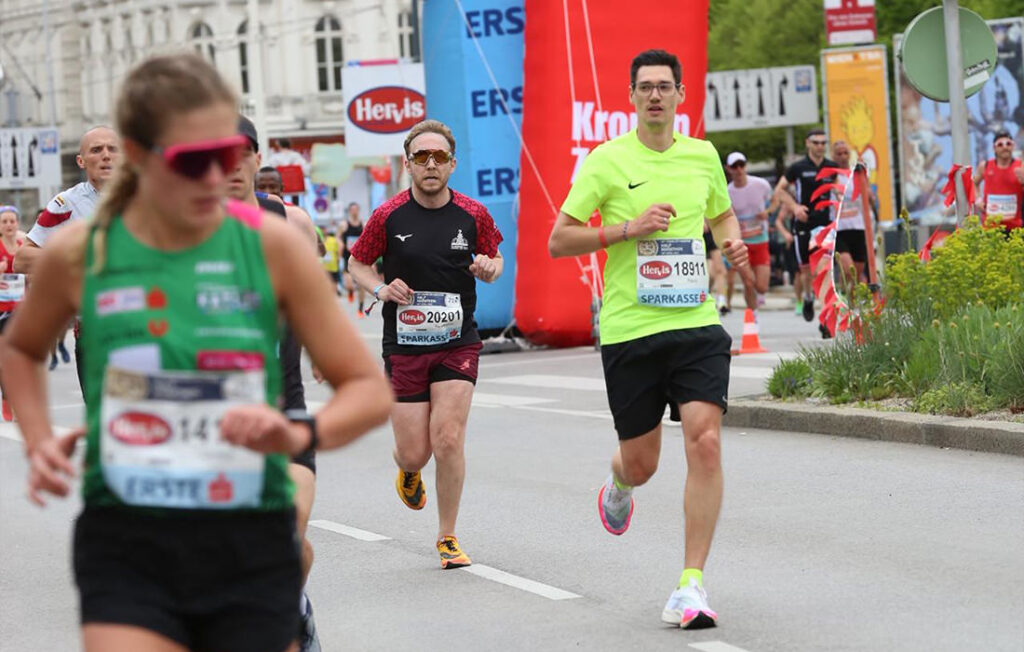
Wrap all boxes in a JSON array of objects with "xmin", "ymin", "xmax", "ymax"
[{"xmin": 731, "ymin": 309, "xmax": 768, "ymax": 355}]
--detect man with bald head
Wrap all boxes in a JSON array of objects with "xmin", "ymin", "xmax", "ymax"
[
  {"xmin": 13, "ymin": 126, "xmax": 119, "ymax": 396},
  {"xmin": 14, "ymin": 126, "xmax": 120, "ymax": 274}
]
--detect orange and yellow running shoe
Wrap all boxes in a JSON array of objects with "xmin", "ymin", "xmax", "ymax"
[
  {"xmin": 395, "ymin": 469, "xmax": 426, "ymax": 510},
  {"xmin": 437, "ymin": 535, "xmax": 472, "ymax": 569}
]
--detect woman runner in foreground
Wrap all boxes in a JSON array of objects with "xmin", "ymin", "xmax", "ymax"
[{"xmin": 0, "ymin": 54, "xmax": 392, "ymax": 652}]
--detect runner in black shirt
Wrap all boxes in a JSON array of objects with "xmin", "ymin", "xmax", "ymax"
[
  {"xmin": 349, "ymin": 120, "xmax": 503, "ymax": 570},
  {"xmin": 775, "ymin": 128, "xmax": 837, "ymax": 322}
]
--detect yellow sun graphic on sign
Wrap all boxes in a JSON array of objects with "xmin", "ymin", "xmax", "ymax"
[{"xmin": 840, "ymin": 97, "xmax": 874, "ymax": 152}]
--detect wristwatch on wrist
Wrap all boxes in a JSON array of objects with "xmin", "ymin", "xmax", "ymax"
[{"xmin": 284, "ymin": 409, "xmax": 318, "ymax": 455}]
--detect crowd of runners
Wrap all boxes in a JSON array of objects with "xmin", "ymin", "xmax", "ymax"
[{"xmin": 0, "ymin": 46, "xmax": 1021, "ymax": 652}]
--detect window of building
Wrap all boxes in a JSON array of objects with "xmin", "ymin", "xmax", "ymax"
[
  {"xmin": 315, "ymin": 15, "xmax": 343, "ymax": 92},
  {"xmin": 398, "ymin": 10, "xmax": 412, "ymax": 58},
  {"xmin": 190, "ymin": 22, "xmax": 215, "ymax": 63},
  {"xmin": 238, "ymin": 21, "xmax": 250, "ymax": 94}
]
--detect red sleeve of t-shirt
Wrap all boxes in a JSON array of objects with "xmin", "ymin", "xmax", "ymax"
[
  {"xmin": 350, "ymin": 190, "xmax": 410, "ymax": 265},
  {"xmin": 451, "ymin": 191, "xmax": 503, "ymax": 258}
]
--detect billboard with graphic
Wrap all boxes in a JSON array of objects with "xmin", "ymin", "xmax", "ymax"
[
  {"xmin": 894, "ymin": 17, "xmax": 1023, "ymax": 225},
  {"xmin": 822, "ymin": 44, "xmax": 896, "ymax": 224}
]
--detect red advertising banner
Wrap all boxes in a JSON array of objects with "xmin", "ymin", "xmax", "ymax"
[
  {"xmin": 514, "ymin": 0, "xmax": 708, "ymax": 346},
  {"xmin": 824, "ymin": 0, "xmax": 876, "ymax": 46}
]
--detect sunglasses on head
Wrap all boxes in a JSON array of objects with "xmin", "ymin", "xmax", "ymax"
[
  {"xmin": 153, "ymin": 135, "xmax": 248, "ymax": 180},
  {"xmin": 408, "ymin": 149, "xmax": 453, "ymax": 166}
]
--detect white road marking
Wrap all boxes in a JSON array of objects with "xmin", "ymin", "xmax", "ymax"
[
  {"xmin": 483, "ymin": 374, "xmax": 606, "ymax": 392},
  {"xmin": 309, "ymin": 519, "xmax": 391, "ymax": 542},
  {"xmin": 480, "ymin": 351, "xmax": 599, "ymax": 369},
  {"xmin": 460, "ymin": 564, "xmax": 582, "ymax": 600},
  {"xmin": 729, "ymin": 366, "xmax": 773, "ymax": 380},
  {"xmin": 689, "ymin": 642, "xmax": 752, "ymax": 652},
  {"xmin": 472, "ymin": 392, "xmax": 556, "ymax": 408},
  {"xmin": 732, "ymin": 351, "xmax": 797, "ymax": 361},
  {"xmin": 513, "ymin": 405, "xmax": 613, "ymax": 420}
]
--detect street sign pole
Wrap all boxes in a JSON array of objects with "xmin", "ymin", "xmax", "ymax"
[
  {"xmin": 785, "ymin": 126, "xmax": 794, "ymax": 160},
  {"xmin": 942, "ymin": 0, "xmax": 970, "ymax": 225}
]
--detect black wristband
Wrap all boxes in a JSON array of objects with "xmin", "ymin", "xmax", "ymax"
[{"xmin": 284, "ymin": 410, "xmax": 318, "ymax": 455}]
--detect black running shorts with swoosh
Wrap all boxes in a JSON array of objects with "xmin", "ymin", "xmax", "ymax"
[{"xmin": 601, "ymin": 326, "xmax": 732, "ymax": 440}]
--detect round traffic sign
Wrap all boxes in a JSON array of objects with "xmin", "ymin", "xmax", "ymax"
[{"xmin": 899, "ymin": 6, "xmax": 997, "ymax": 102}]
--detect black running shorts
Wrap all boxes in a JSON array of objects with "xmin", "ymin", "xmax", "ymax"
[
  {"xmin": 74, "ymin": 507, "xmax": 301, "ymax": 652},
  {"xmin": 835, "ymin": 229, "xmax": 868, "ymax": 264},
  {"xmin": 600, "ymin": 326, "xmax": 732, "ymax": 440}
]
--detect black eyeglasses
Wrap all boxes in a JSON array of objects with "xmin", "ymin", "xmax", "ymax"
[
  {"xmin": 632, "ymin": 82, "xmax": 681, "ymax": 97},
  {"xmin": 408, "ymin": 149, "xmax": 453, "ymax": 166}
]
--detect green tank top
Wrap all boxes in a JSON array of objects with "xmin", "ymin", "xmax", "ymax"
[{"xmin": 80, "ymin": 202, "xmax": 293, "ymax": 511}]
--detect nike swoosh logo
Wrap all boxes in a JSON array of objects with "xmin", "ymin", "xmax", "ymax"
[
  {"xmin": 628, "ymin": 181, "xmax": 648, "ymax": 190},
  {"xmin": 395, "ymin": 234, "xmax": 413, "ymax": 241}
]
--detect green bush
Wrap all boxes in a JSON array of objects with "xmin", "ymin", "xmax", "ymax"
[
  {"xmin": 914, "ymin": 382, "xmax": 993, "ymax": 417},
  {"xmin": 769, "ymin": 222, "xmax": 1024, "ymax": 416},
  {"xmin": 766, "ymin": 357, "xmax": 813, "ymax": 398},
  {"xmin": 884, "ymin": 219, "xmax": 1024, "ymax": 321}
]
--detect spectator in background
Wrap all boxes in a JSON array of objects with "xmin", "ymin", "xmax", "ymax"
[{"xmin": 266, "ymin": 138, "xmax": 311, "ymax": 176}]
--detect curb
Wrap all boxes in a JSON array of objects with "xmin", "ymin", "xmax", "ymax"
[{"xmin": 723, "ymin": 398, "xmax": 1024, "ymax": 457}]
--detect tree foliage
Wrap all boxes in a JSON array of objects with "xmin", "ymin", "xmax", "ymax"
[{"xmin": 705, "ymin": 0, "xmax": 1024, "ymax": 170}]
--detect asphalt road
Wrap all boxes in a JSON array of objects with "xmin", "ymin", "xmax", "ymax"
[{"xmin": 2, "ymin": 302, "xmax": 1022, "ymax": 652}]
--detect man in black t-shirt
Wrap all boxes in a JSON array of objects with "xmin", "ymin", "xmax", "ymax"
[
  {"xmin": 775, "ymin": 128, "xmax": 837, "ymax": 322},
  {"xmin": 349, "ymin": 120, "xmax": 503, "ymax": 570}
]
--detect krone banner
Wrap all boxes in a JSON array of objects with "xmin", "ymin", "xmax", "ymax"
[
  {"xmin": 515, "ymin": 0, "xmax": 709, "ymax": 346},
  {"xmin": 821, "ymin": 45, "xmax": 896, "ymax": 224}
]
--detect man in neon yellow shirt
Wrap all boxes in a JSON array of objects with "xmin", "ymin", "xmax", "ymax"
[{"xmin": 549, "ymin": 49, "xmax": 750, "ymax": 630}]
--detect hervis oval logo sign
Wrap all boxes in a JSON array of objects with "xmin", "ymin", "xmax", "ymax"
[
  {"xmin": 639, "ymin": 261, "xmax": 672, "ymax": 280},
  {"xmin": 399, "ymin": 310, "xmax": 426, "ymax": 325},
  {"xmin": 109, "ymin": 412, "xmax": 172, "ymax": 445},
  {"xmin": 348, "ymin": 86, "xmax": 426, "ymax": 134}
]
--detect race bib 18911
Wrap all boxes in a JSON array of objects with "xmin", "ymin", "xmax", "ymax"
[
  {"xmin": 636, "ymin": 239, "xmax": 709, "ymax": 308},
  {"xmin": 396, "ymin": 292, "xmax": 463, "ymax": 345},
  {"xmin": 100, "ymin": 366, "xmax": 267, "ymax": 509}
]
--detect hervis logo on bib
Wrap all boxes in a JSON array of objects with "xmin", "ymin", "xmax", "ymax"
[
  {"xmin": 399, "ymin": 310, "xmax": 426, "ymax": 325},
  {"xmin": 639, "ymin": 261, "xmax": 672, "ymax": 280},
  {"xmin": 109, "ymin": 412, "xmax": 172, "ymax": 445}
]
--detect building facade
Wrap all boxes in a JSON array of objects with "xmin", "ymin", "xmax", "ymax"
[{"xmin": 0, "ymin": 0, "xmax": 419, "ymax": 206}]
